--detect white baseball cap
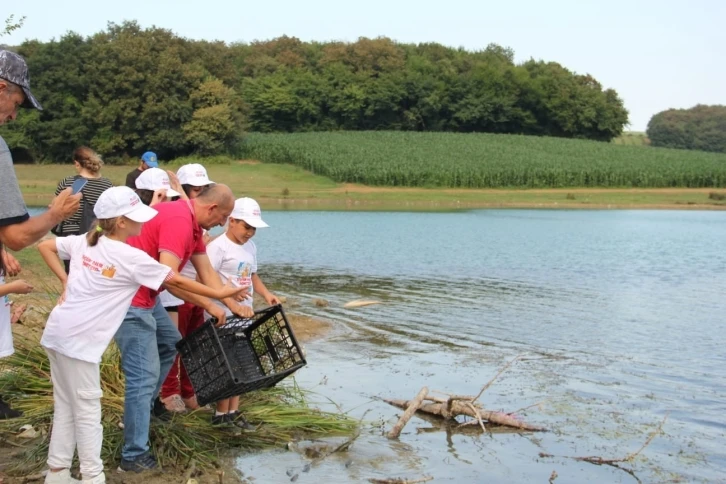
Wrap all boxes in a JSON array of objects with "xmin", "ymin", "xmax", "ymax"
[
  {"xmin": 135, "ymin": 168, "xmax": 181, "ymax": 198},
  {"xmin": 177, "ymin": 163, "xmax": 214, "ymax": 186},
  {"xmin": 94, "ymin": 186, "xmax": 158, "ymax": 223},
  {"xmin": 230, "ymin": 198, "xmax": 269, "ymax": 228}
]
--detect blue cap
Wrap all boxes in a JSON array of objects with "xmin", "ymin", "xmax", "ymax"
[{"xmin": 141, "ymin": 151, "xmax": 158, "ymax": 168}]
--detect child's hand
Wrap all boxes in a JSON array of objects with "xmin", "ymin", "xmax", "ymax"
[
  {"xmin": 150, "ymin": 189, "xmax": 168, "ymax": 207},
  {"xmin": 57, "ymin": 287, "xmax": 67, "ymax": 306},
  {"xmin": 10, "ymin": 303, "xmax": 26, "ymax": 324},
  {"xmin": 1, "ymin": 251, "xmax": 21, "ymax": 277},
  {"xmin": 229, "ymin": 303, "xmax": 254, "ymax": 319},
  {"xmin": 166, "ymin": 170, "xmax": 185, "ymax": 198},
  {"xmin": 9, "ymin": 279, "xmax": 33, "ymax": 295},
  {"xmin": 265, "ymin": 294, "xmax": 281, "ymax": 306},
  {"xmin": 218, "ymin": 279, "xmax": 250, "ymax": 301}
]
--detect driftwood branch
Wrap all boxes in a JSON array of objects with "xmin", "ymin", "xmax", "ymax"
[
  {"xmin": 539, "ymin": 413, "xmax": 668, "ymax": 483},
  {"xmin": 472, "ymin": 355, "xmax": 521, "ymax": 403},
  {"xmin": 368, "ymin": 476, "xmax": 434, "ymax": 484},
  {"xmin": 387, "ymin": 387, "xmax": 428, "ymax": 439},
  {"xmin": 383, "ymin": 398, "xmax": 545, "ymax": 431}
]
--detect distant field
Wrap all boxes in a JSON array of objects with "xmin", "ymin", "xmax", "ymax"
[
  {"xmin": 14, "ymin": 162, "xmax": 726, "ymax": 211},
  {"xmin": 613, "ymin": 131, "xmax": 651, "ymax": 146},
  {"xmin": 239, "ymin": 131, "xmax": 726, "ymax": 188}
]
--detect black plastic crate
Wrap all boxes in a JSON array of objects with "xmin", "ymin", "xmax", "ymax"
[{"xmin": 176, "ymin": 304, "xmax": 306, "ymax": 406}]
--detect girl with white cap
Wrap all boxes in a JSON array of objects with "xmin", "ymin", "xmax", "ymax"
[
  {"xmin": 37, "ymin": 187, "xmax": 246, "ymax": 484},
  {"xmin": 205, "ymin": 197, "xmax": 280, "ymax": 429}
]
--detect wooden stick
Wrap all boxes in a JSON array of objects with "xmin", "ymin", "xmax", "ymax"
[
  {"xmin": 465, "ymin": 402, "xmax": 487, "ymax": 433},
  {"xmin": 472, "ymin": 355, "xmax": 521, "ymax": 404},
  {"xmin": 384, "ymin": 398, "xmax": 545, "ymax": 431},
  {"xmin": 368, "ymin": 476, "xmax": 434, "ymax": 484},
  {"xmin": 387, "ymin": 387, "xmax": 429, "ymax": 439}
]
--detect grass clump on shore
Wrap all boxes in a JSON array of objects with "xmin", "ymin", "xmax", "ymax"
[{"xmin": 0, "ymin": 333, "xmax": 357, "ymax": 475}]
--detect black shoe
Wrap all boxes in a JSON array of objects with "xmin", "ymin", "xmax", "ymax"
[
  {"xmin": 152, "ymin": 397, "xmax": 172, "ymax": 422},
  {"xmin": 0, "ymin": 395, "xmax": 23, "ymax": 420},
  {"xmin": 117, "ymin": 452, "xmax": 158, "ymax": 473},
  {"xmin": 228, "ymin": 411, "xmax": 257, "ymax": 431},
  {"xmin": 211, "ymin": 414, "xmax": 242, "ymax": 435}
]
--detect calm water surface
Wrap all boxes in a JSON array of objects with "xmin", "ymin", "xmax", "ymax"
[{"xmin": 239, "ymin": 209, "xmax": 725, "ymax": 483}]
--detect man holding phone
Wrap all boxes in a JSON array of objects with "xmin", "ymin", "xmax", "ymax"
[
  {"xmin": 0, "ymin": 50, "xmax": 81, "ymax": 252},
  {"xmin": 0, "ymin": 50, "xmax": 81, "ymax": 419}
]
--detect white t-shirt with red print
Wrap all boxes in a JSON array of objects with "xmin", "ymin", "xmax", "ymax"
[
  {"xmin": 205, "ymin": 234, "xmax": 257, "ymax": 319},
  {"xmin": 41, "ymin": 235, "xmax": 174, "ymax": 364}
]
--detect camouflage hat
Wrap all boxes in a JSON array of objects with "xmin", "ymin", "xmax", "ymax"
[{"xmin": 0, "ymin": 50, "xmax": 42, "ymax": 110}]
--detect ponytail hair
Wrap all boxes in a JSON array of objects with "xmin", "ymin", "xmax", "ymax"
[
  {"xmin": 0, "ymin": 243, "xmax": 5, "ymax": 277},
  {"xmin": 73, "ymin": 146, "xmax": 104, "ymax": 174},
  {"xmin": 86, "ymin": 218, "xmax": 118, "ymax": 247}
]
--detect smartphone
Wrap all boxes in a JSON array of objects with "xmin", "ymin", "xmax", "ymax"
[{"xmin": 71, "ymin": 177, "xmax": 88, "ymax": 195}]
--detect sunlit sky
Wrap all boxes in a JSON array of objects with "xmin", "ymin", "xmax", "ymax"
[{"xmin": 4, "ymin": 0, "xmax": 724, "ymax": 131}]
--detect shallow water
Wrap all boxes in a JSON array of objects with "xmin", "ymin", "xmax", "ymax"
[{"xmin": 236, "ymin": 210, "xmax": 726, "ymax": 483}]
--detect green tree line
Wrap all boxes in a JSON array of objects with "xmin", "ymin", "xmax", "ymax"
[
  {"xmin": 0, "ymin": 21, "xmax": 629, "ymax": 163},
  {"xmin": 647, "ymin": 105, "xmax": 726, "ymax": 154}
]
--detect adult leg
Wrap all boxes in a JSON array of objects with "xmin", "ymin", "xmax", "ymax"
[
  {"xmin": 152, "ymin": 299, "xmax": 181, "ymax": 401},
  {"xmin": 113, "ymin": 306, "xmax": 159, "ymax": 461}
]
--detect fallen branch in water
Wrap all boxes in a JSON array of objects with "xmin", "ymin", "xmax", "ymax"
[
  {"xmin": 387, "ymin": 387, "xmax": 428, "ymax": 439},
  {"xmin": 384, "ymin": 398, "xmax": 545, "ymax": 431},
  {"xmin": 383, "ymin": 356, "xmax": 545, "ymax": 432},
  {"xmin": 368, "ymin": 476, "xmax": 433, "ymax": 484}
]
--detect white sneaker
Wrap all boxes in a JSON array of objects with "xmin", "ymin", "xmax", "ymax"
[
  {"xmin": 44, "ymin": 469, "xmax": 81, "ymax": 484},
  {"xmin": 82, "ymin": 472, "xmax": 106, "ymax": 484}
]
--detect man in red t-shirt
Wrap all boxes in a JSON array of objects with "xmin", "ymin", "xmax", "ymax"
[{"xmin": 113, "ymin": 184, "xmax": 253, "ymax": 473}]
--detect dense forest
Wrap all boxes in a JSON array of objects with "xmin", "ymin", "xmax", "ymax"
[
  {"xmin": 647, "ymin": 105, "xmax": 726, "ymax": 154},
  {"xmin": 0, "ymin": 21, "xmax": 629, "ymax": 162}
]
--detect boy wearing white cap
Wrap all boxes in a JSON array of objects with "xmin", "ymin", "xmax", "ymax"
[
  {"xmin": 134, "ymin": 168, "xmax": 181, "ymax": 206},
  {"xmin": 36, "ymin": 187, "xmax": 246, "ymax": 484},
  {"xmin": 205, "ymin": 198, "xmax": 280, "ymax": 429}
]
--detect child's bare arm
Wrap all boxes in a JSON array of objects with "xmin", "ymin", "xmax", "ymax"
[
  {"xmin": 0, "ymin": 280, "xmax": 33, "ymax": 297},
  {"xmin": 252, "ymin": 273, "xmax": 280, "ymax": 305},
  {"xmin": 38, "ymin": 239, "xmax": 68, "ymax": 286}
]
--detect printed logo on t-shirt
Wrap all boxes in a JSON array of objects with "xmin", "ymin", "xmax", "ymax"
[
  {"xmin": 235, "ymin": 262, "xmax": 252, "ymax": 286},
  {"xmin": 101, "ymin": 264, "xmax": 117, "ymax": 278},
  {"xmin": 82, "ymin": 255, "xmax": 114, "ymax": 276},
  {"xmin": 2, "ymin": 294, "xmax": 9, "ymax": 308}
]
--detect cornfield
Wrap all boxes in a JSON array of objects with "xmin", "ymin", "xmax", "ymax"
[{"xmin": 239, "ymin": 131, "xmax": 726, "ymax": 188}]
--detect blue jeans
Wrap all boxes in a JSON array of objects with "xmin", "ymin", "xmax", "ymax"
[{"xmin": 114, "ymin": 299, "xmax": 181, "ymax": 461}]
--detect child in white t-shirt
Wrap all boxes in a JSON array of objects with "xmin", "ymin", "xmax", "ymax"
[
  {"xmin": 0, "ymin": 252, "xmax": 30, "ymax": 420},
  {"xmin": 205, "ymin": 198, "xmax": 279, "ymax": 430},
  {"xmin": 37, "ymin": 187, "xmax": 245, "ymax": 484}
]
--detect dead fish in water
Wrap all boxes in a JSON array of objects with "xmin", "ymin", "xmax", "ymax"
[{"xmin": 343, "ymin": 300, "xmax": 381, "ymax": 309}]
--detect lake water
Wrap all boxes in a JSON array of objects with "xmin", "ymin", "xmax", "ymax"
[
  {"xmin": 28, "ymin": 207, "xmax": 726, "ymax": 482},
  {"xmin": 239, "ymin": 209, "xmax": 726, "ymax": 483}
]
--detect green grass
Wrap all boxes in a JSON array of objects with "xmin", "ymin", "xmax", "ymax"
[{"xmin": 238, "ymin": 131, "xmax": 726, "ymax": 188}]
